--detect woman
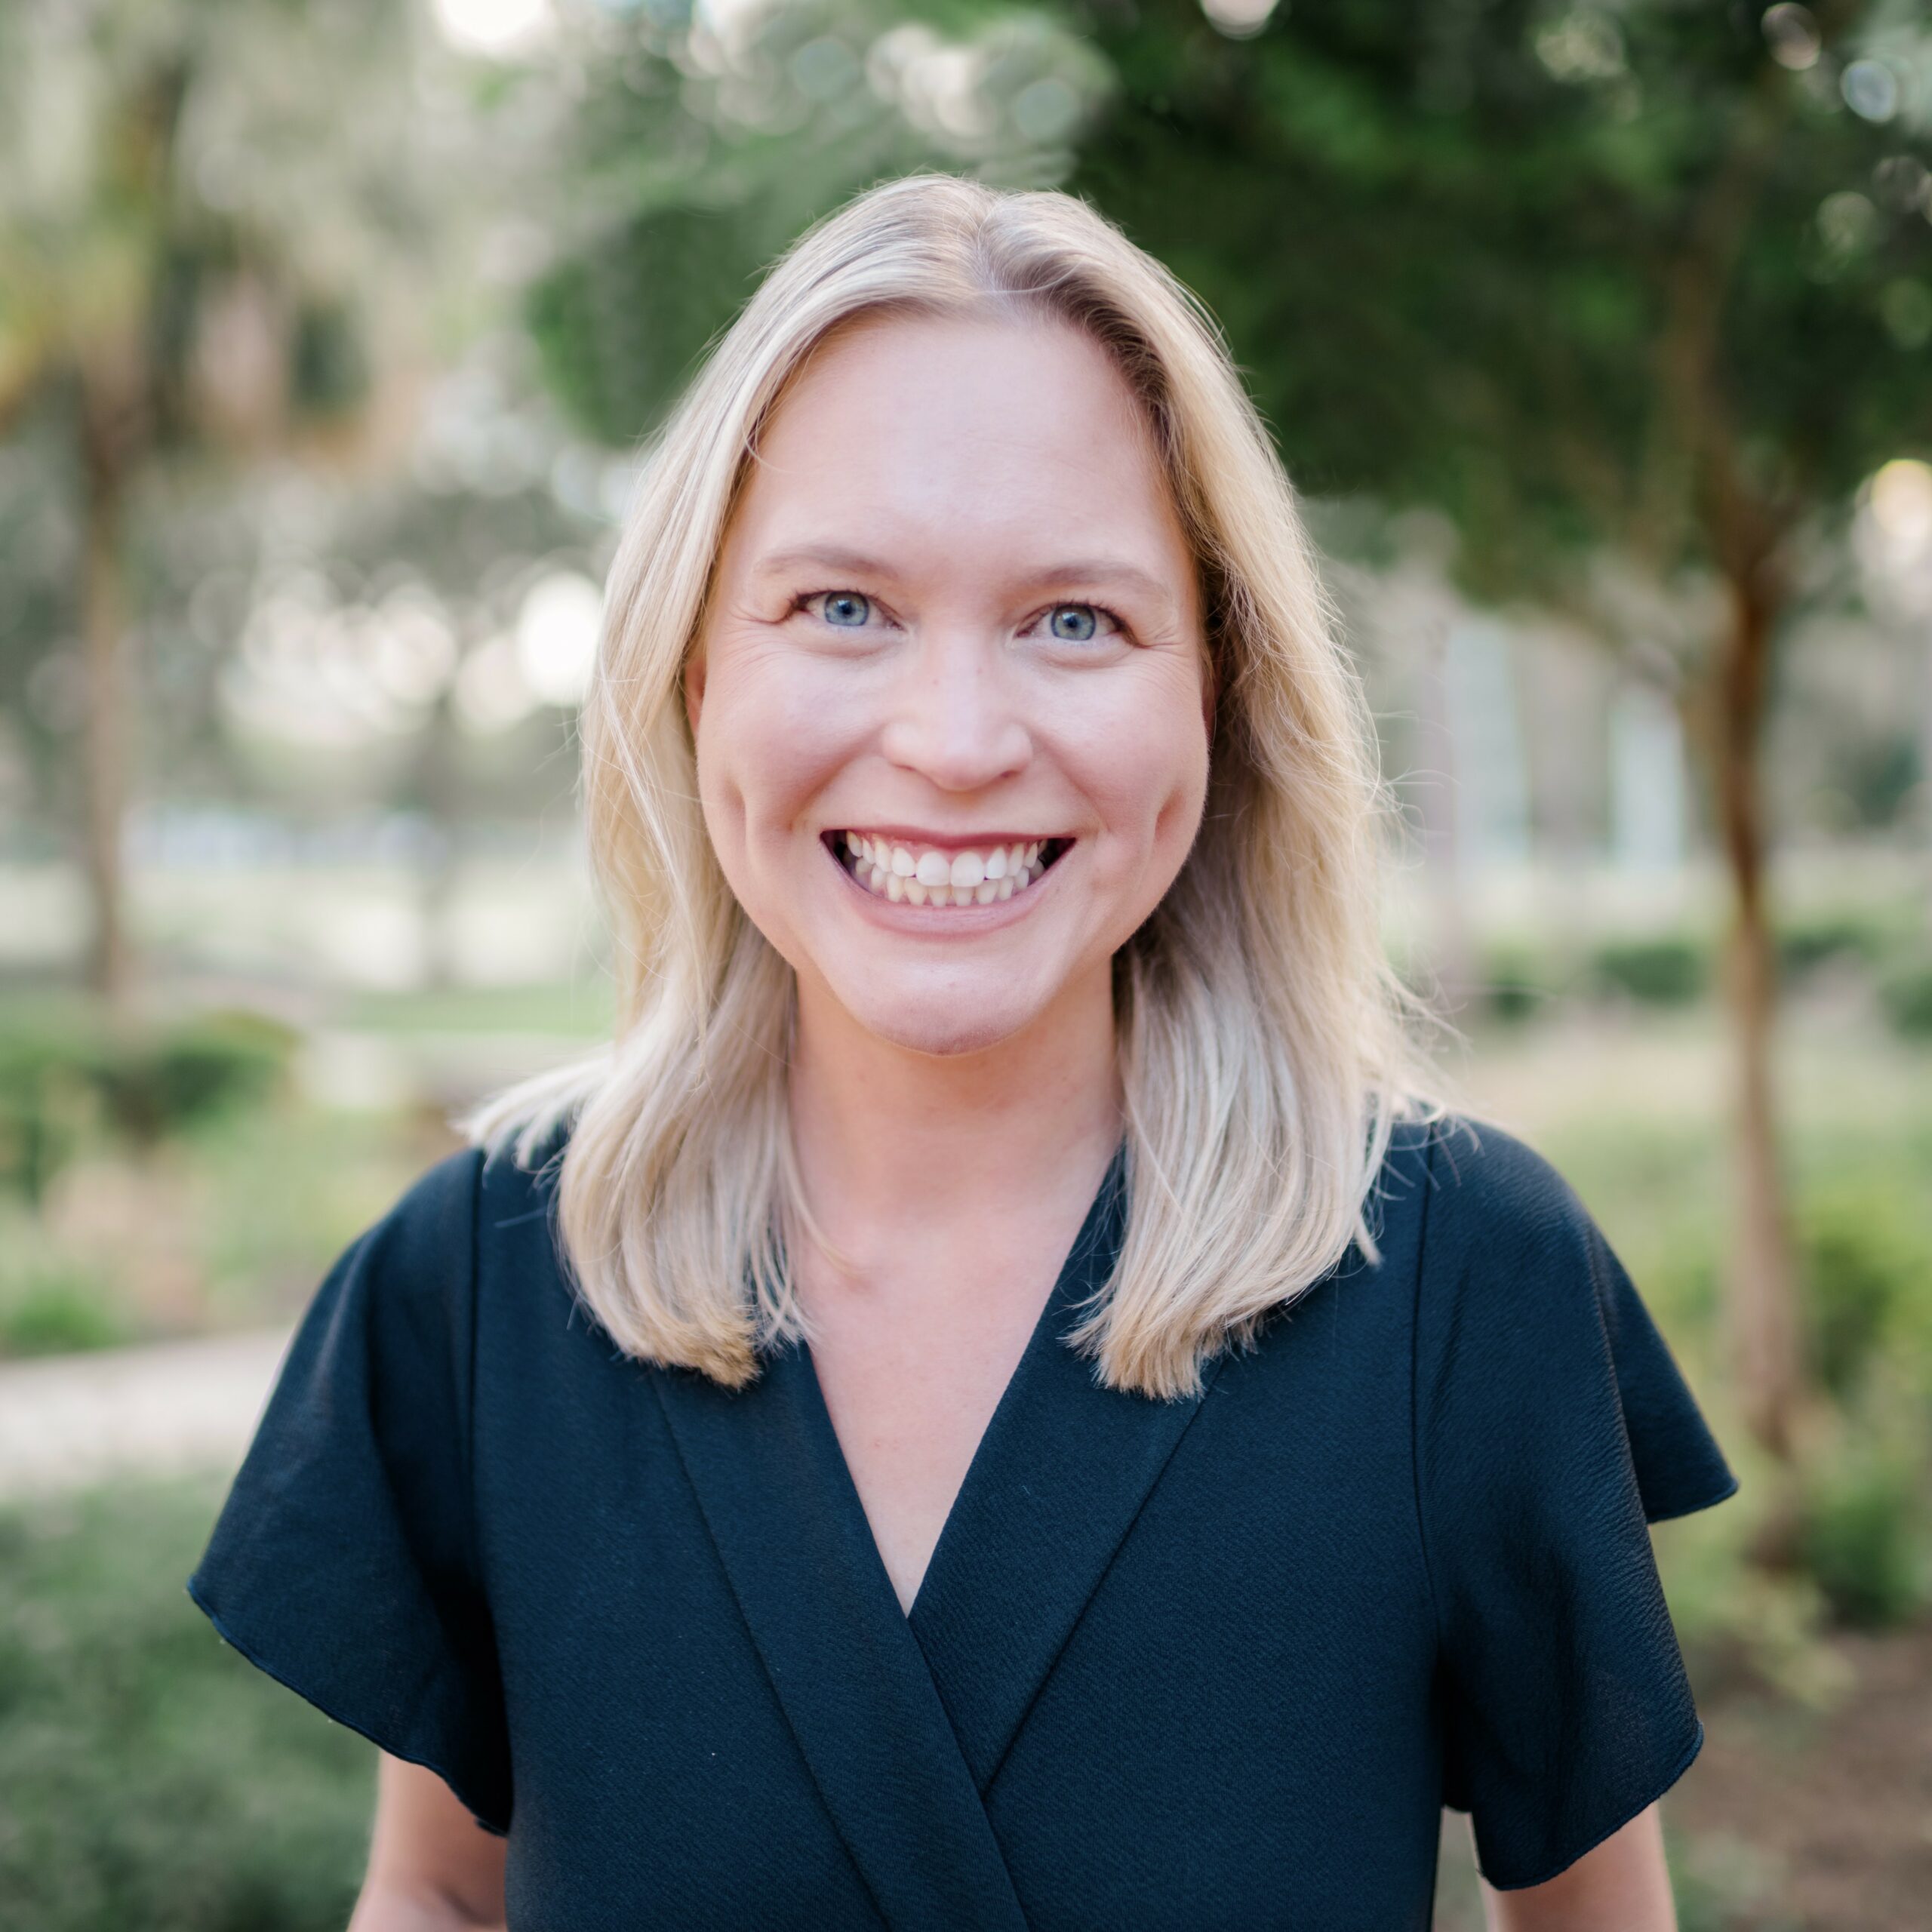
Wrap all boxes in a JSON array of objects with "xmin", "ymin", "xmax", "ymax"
[{"xmin": 191, "ymin": 175, "xmax": 1738, "ymax": 1930}]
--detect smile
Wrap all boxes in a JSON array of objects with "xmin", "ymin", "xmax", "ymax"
[{"xmin": 828, "ymin": 831, "xmax": 1070, "ymax": 906}]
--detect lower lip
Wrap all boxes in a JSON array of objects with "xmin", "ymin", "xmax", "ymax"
[{"xmin": 826, "ymin": 841, "xmax": 1063, "ymax": 931}]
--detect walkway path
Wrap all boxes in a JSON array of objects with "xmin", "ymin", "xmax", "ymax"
[{"xmin": 0, "ymin": 1328, "xmax": 291, "ymax": 1501}]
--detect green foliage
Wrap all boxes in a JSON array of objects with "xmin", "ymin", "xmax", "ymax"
[
  {"xmin": 0, "ymin": 1031, "xmax": 94, "ymax": 1208},
  {"xmin": 0, "ymin": 1008, "xmax": 296, "ymax": 1201},
  {"xmin": 1537, "ymin": 1091, "xmax": 1932, "ymax": 1663},
  {"xmin": 0, "ymin": 1067, "xmax": 436, "ymax": 1358},
  {"xmin": 528, "ymin": 203, "xmax": 770, "ymax": 448},
  {"xmin": 289, "ymin": 297, "xmax": 371, "ymax": 420},
  {"xmin": 514, "ymin": 0, "xmax": 1111, "ymax": 441},
  {"xmin": 1878, "ymin": 946, "xmax": 1932, "ymax": 1038},
  {"xmin": 1776, "ymin": 909, "xmax": 1890, "ymax": 979},
  {"xmin": 1476, "ymin": 938, "xmax": 1556, "ymax": 1023},
  {"xmin": 0, "ymin": 1481, "xmax": 370, "ymax": 1931},
  {"xmin": 1668, "ymin": 1822, "xmax": 1801, "ymax": 1932},
  {"xmin": 91, "ymin": 1011, "xmax": 294, "ymax": 1149},
  {"xmin": 1062, "ymin": 0, "xmax": 1932, "ymax": 611},
  {"xmin": 1788, "ymin": 1182, "xmax": 1932, "ymax": 1627},
  {"xmin": 1589, "ymin": 932, "xmax": 1709, "ymax": 1006},
  {"xmin": 1796, "ymin": 1185, "xmax": 1928, "ymax": 1402},
  {"xmin": 1797, "ymin": 1433, "xmax": 1930, "ymax": 1629},
  {"xmin": 0, "ymin": 1262, "xmax": 128, "ymax": 1356}
]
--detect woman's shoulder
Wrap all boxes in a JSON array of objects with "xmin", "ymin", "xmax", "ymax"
[
  {"xmin": 1401, "ymin": 1109, "xmax": 1600, "ymax": 1263},
  {"xmin": 373, "ymin": 1118, "xmax": 571, "ymax": 1235},
  {"xmin": 335, "ymin": 1121, "xmax": 574, "ymax": 1337},
  {"xmin": 1380, "ymin": 1107, "xmax": 1653, "ymax": 1358},
  {"xmin": 1401, "ymin": 1111, "xmax": 1715, "ymax": 1460}
]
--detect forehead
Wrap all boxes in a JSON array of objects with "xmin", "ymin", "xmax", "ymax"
[{"xmin": 725, "ymin": 311, "xmax": 1190, "ymax": 576}]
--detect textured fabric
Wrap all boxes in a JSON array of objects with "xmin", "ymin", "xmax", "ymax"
[{"xmin": 189, "ymin": 1112, "xmax": 1738, "ymax": 1927}]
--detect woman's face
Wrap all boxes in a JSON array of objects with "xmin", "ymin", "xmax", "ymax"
[{"xmin": 688, "ymin": 312, "xmax": 1210, "ymax": 1059}]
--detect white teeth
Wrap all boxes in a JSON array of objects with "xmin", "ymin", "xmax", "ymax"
[{"xmin": 840, "ymin": 832, "xmax": 1057, "ymax": 907}]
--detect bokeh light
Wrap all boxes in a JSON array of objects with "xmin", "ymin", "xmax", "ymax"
[
  {"xmin": 1762, "ymin": 3, "xmax": 1820, "ymax": 72},
  {"xmin": 1200, "ymin": 0, "xmax": 1280, "ymax": 41},
  {"xmin": 432, "ymin": 0, "xmax": 552, "ymax": 58},
  {"xmin": 1868, "ymin": 457, "xmax": 1932, "ymax": 558},
  {"xmin": 514, "ymin": 571, "xmax": 604, "ymax": 707}
]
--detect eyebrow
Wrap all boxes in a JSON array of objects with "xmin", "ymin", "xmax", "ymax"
[
  {"xmin": 751, "ymin": 545, "xmax": 902, "ymax": 584},
  {"xmin": 749, "ymin": 544, "xmax": 1180, "ymax": 608}
]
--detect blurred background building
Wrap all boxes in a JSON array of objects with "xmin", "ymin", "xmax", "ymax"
[{"xmin": 1, "ymin": 2, "xmax": 1929, "ymax": 1927}]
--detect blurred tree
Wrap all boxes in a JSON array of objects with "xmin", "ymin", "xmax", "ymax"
[
  {"xmin": 515, "ymin": 0, "xmax": 1109, "ymax": 442},
  {"xmin": 1062, "ymin": 0, "xmax": 1932, "ymax": 1500},
  {"xmin": 0, "ymin": 0, "xmax": 468, "ymax": 1003}
]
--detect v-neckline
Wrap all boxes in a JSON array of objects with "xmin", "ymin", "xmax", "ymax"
[
  {"xmin": 648, "ymin": 1138, "xmax": 1223, "ymax": 1921},
  {"xmin": 792, "ymin": 1140, "xmax": 1131, "ymax": 1626}
]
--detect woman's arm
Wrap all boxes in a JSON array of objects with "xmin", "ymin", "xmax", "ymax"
[
  {"xmin": 1475, "ymin": 1801, "xmax": 1676, "ymax": 1931},
  {"xmin": 348, "ymin": 1754, "xmax": 508, "ymax": 1932}
]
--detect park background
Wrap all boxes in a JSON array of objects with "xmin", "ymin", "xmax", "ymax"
[{"xmin": 1, "ymin": 0, "xmax": 1930, "ymax": 1924}]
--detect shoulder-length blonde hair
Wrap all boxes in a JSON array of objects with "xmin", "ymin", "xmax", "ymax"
[{"xmin": 469, "ymin": 172, "xmax": 1451, "ymax": 1401}]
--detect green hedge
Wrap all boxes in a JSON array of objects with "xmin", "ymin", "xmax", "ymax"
[
  {"xmin": 1588, "ymin": 934, "xmax": 1709, "ymax": 1007},
  {"xmin": 1878, "ymin": 952, "xmax": 1932, "ymax": 1039},
  {"xmin": 0, "ymin": 1012, "xmax": 295, "ymax": 1207},
  {"xmin": 0, "ymin": 1483, "xmax": 371, "ymax": 1932}
]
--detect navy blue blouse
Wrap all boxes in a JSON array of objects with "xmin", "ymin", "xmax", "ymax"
[{"xmin": 189, "ymin": 1112, "xmax": 1738, "ymax": 1929}]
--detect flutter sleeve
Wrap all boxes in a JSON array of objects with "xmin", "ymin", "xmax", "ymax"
[
  {"xmin": 1414, "ymin": 1119, "xmax": 1739, "ymax": 1891},
  {"xmin": 188, "ymin": 1147, "xmax": 512, "ymax": 1833}
]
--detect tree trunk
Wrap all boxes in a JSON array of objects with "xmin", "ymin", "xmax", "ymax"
[
  {"xmin": 78, "ymin": 389, "xmax": 135, "ymax": 1008},
  {"xmin": 1710, "ymin": 568, "xmax": 1804, "ymax": 1499}
]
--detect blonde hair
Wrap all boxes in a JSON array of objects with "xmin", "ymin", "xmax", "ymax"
[{"xmin": 468, "ymin": 173, "xmax": 1452, "ymax": 1400}]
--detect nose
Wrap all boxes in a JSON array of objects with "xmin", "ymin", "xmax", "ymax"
[{"xmin": 876, "ymin": 625, "xmax": 1032, "ymax": 792}]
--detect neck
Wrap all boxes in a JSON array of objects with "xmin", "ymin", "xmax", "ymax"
[{"xmin": 788, "ymin": 963, "xmax": 1123, "ymax": 1265}]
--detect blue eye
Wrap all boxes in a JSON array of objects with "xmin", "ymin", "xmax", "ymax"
[
  {"xmin": 820, "ymin": 592, "xmax": 870, "ymax": 628},
  {"xmin": 1048, "ymin": 605, "xmax": 1099, "ymax": 641}
]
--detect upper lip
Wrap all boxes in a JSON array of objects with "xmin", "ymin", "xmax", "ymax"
[{"xmin": 828, "ymin": 826, "xmax": 1066, "ymax": 851}]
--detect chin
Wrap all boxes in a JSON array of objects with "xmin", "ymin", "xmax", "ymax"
[{"xmin": 838, "ymin": 983, "xmax": 1045, "ymax": 1060}]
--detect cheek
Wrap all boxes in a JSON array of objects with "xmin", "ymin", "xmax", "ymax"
[
  {"xmin": 694, "ymin": 640, "xmax": 864, "ymax": 846},
  {"xmin": 1062, "ymin": 664, "xmax": 1211, "ymax": 859}
]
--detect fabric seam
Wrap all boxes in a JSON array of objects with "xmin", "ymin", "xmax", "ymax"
[
  {"xmin": 1409, "ymin": 1123, "xmax": 1447, "ymax": 1660},
  {"xmin": 462, "ymin": 1149, "xmax": 486, "ymax": 1593}
]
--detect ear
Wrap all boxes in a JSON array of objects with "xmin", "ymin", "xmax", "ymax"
[{"xmin": 683, "ymin": 648, "xmax": 707, "ymax": 737}]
